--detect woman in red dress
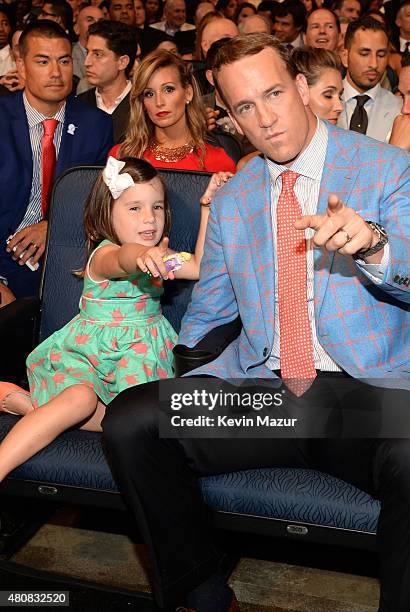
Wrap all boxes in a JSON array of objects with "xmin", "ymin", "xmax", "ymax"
[{"xmin": 109, "ymin": 49, "xmax": 236, "ymax": 173}]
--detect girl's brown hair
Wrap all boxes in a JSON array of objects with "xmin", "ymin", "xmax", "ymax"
[
  {"xmin": 77, "ymin": 157, "xmax": 171, "ymax": 275},
  {"xmin": 119, "ymin": 50, "xmax": 208, "ymax": 168}
]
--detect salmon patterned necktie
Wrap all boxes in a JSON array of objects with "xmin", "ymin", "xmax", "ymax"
[
  {"xmin": 41, "ymin": 118, "xmax": 59, "ymax": 217},
  {"xmin": 276, "ymin": 170, "xmax": 317, "ymax": 396}
]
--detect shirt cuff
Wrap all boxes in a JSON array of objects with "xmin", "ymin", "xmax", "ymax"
[{"xmin": 355, "ymin": 243, "xmax": 390, "ymax": 285}]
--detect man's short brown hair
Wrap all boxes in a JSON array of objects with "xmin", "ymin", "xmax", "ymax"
[
  {"xmin": 19, "ymin": 20, "xmax": 71, "ymax": 58},
  {"xmin": 211, "ymin": 33, "xmax": 297, "ymax": 108},
  {"xmin": 344, "ymin": 16, "xmax": 387, "ymax": 50}
]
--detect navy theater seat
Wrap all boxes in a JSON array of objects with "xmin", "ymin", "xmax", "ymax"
[
  {"xmin": 0, "ymin": 406, "xmax": 379, "ymax": 540},
  {"xmin": 0, "ymin": 166, "xmax": 379, "ymax": 571}
]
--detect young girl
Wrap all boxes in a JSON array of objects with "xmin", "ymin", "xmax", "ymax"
[{"xmin": 0, "ymin": 156, "xmax": 232, "ymax": 482}]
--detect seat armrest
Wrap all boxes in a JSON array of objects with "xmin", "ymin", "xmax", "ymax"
[
  {"xmin": 173, "ymin": 345, "xmax": 218, "ymax": 377},
  {"xmin": 173, "ymin": 317, "xmax": 242, "ymax": 376},
  {"xmin": 0, "ymin": 297, "xmax": 40, "ymax": 382}
]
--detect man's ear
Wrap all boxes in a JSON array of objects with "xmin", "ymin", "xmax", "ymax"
[
  {"xmin": 118, "ymin": 54, "xmax": 130, "ymax": 73},
  {"xmin": 74, "ymin": 21, "xmax": 80, "ymax": 36},
  {"xmin": 16, "ymin": 56, "xmax": 25, "ymax": 81},
  {"xmin": 340, "ymin": 46, "xmax": 348, "ymax": 69},
  {"xmin": 295, "ymin": 72, "xmax": 310, "ymax": 107},
  {"xmin": 205, "ymin": 68, "xmax": 214, "ymax": 87}
]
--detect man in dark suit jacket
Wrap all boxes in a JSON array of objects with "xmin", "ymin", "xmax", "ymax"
[
  {"xmin": 0, "ymin": 20, "xmax": 113, "ymax": 302},
  {"xmin": 78, "ymin": 20, "xmax": 138, "ymax": 144}
]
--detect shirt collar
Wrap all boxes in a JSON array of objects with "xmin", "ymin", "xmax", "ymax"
[
  {"xmin": 95, "ymin": 80, "xmax": 131, "ymax": 109},
  {"xmin": 399, "ymin": 36, "xmax": 410, "ymax": 52},
  {"xmin": 266, "ymin": 117, "xmax": 328, "ymax": 182},
  {"xmin": 78, "ymin": 41, "xmax": 87, "ymax": 56},
  {"xmin": 23, "ymin": 92, "xmax": 66, "ymax": 128},
  {"xmin": 290, "ymin": 33, "xmax": 303, "ymax": 48},
  {"xmin": 165, "ymin": 21, "xmax": 179, "ymax": 35},
  {"xmin": 343, "ymin": 77, "xmax": 379, "ymax": 102},
  {"xmin": 0, "ymin": 44, "xmax": 11, "ymax": 60}
]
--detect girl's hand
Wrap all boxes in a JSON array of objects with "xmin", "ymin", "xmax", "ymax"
[
  {"xmin": 136, "ymin": 237, "xmax": 175, "ymax": 280},
  {"xmin": 199, "ymin": 172, "xmax": 233, "ymax": 207}
]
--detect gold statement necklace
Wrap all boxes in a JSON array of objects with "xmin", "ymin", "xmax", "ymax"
[{"xmin": 148, "ymin": 137, "xmax": 194, "ymax": 163}]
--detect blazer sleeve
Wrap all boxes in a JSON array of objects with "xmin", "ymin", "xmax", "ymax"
[
  {"xmin": 361, "ymin": 147, "xmax": 410, "ymax": 303},
  {"xmin": 178, "ymin": 194, "xmax": 239, "ymax": 347}
]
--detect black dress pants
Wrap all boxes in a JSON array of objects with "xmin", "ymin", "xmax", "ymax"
[{"xmin": 102, "ymin": 376, "xmax": 410, "ymax": 611}]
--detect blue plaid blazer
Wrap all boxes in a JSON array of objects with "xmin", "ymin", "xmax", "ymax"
[{"xmin": 179, "ymin": 124, "xmax": 410, "ymax": 384}]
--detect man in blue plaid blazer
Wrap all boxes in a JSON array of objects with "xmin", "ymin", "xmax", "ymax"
[{"xmin": 104, "ymin": 34, "xmax": 410, "ymax": 612}]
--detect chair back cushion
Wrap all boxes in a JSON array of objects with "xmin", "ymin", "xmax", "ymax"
[{"xmin": 40, "ymin": 166, "xmax": 212, "ymax": 340}]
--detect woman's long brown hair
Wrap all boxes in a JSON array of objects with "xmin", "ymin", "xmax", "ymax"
[{"xmin": 119, "ymin": 50, "xmax": 208, "ymax": 168}]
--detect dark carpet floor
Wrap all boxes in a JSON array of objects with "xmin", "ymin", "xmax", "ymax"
[{"xmin": 1, "ymin": 507, "xmax": 380, "ymax": 611}]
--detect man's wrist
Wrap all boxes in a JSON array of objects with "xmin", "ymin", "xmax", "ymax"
[{"xmin": 353, "ymin": 221, "xmax": 388, "ymax": 260}]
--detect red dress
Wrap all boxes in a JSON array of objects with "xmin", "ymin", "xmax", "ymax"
[{"xmin": 108, "ymin": 142, "xmax": 236, "ymax": 173}]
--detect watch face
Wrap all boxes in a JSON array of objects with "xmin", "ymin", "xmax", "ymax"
[
  {"xmin": 353, "ymin": 221, "xmax": 389, "ymax": 259},
  {"xmin": 368, "ymin": 222, "xmax": 388, "ymax": 241}
]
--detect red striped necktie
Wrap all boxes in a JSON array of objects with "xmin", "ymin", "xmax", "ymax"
[{"xmin": 41, "ymin": 118, "xmax": 59, "ymax": 217}]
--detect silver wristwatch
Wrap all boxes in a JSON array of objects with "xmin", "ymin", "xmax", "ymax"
[{"xmin": 354, "ymin": 221, "xmax": 388, "ymax": 259}]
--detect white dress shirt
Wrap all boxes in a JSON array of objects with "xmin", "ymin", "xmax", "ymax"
[
  {"xmin": 399, "ymin": 36, "xmax": 410, "ymax": 53},
  {"xmin": 0, "ymin": 44, "xmax": 15, "ymax": 76},
  {"xmin": 150, "ymin": 21, "xmax": 195, "ymax": 36},
  {"xmin": 15, "ymin": 95, "xmax": 65, "ymax": 232},
  {"xmin": 95, "ymin": 81, "xmax": 131, "ymax": 114},
  {"xmin": 340, "ymin": 79, "xmax": 379, "ymax": 129}
]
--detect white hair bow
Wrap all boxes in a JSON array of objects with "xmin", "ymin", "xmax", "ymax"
[{"xmin": 102, "ymin": 156, "xmax": 135, "ymax": 199}]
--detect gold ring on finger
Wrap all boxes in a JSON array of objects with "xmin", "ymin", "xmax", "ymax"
[{"xmin": 340, "ymin": 230, "xmax": 351, "ymax": 244}]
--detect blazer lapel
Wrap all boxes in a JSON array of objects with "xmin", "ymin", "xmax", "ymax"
[
  {"xmin": 238, "ymin": 158, "xmax": 275, "ymax": 344},
  {"xmin": 314, "ymin": 126, "xmax": 361, "ymax": 316},
  {"xmin": 55, "ymin": 96, "xmax": 76, "ymax": 177},
  {"xmin": 11, "ymin": 94, "xmax": 33, "ymax": 185}
]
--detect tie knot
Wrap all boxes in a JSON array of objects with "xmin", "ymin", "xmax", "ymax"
[
  {"xmin": 281, "ymin": 170, "xmax": 299, "ymax": 190},
  {"xmin": 354, "ymin": 95, "xmax": 370, "ymax": 108},
  {"xmin": 43, "ymin": 118, "xmax": 59, "ymax": 137}
]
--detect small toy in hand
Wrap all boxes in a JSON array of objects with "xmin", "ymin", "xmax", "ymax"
[
  {"xmin": 163, "ymin": 252, "xmax": 191, "ymax": 273},
  {"xmin": 146, "ymin": 251, "xmax": 192, "ymax": 276}
]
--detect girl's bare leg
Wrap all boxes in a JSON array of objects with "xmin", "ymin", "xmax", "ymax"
[
  {"xmin": 0, "ymin": 384, "xmax": 98, "ymax": 482},
  {"xmin": 80, "ymin": 401, "xmax": 106, "ymax": 432}
]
